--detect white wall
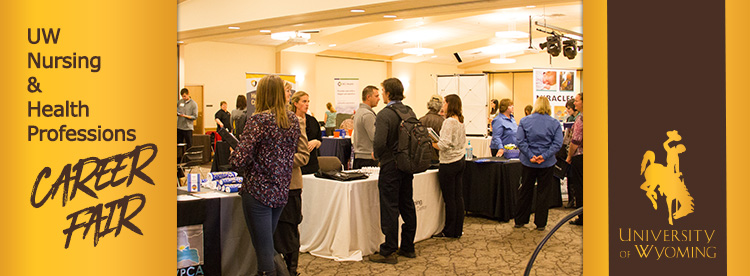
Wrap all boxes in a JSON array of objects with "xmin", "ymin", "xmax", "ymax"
[{"xmin": 183, "ymin": 41, "xmax": 276, "ymax": 128}]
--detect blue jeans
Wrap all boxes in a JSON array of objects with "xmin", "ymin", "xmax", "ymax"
[{"xmin": 241, "ymin": 193, "xmax": 284, "ymax": 274}]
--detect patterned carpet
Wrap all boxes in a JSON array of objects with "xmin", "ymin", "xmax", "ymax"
[{"xmin": 298, "ymin": 207, "xmax": 583, "ymax": 275}]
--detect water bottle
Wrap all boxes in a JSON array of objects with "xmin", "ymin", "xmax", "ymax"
[{"xmin": 465, "ymin": 141, "xmax": 473, "ymax": 160}]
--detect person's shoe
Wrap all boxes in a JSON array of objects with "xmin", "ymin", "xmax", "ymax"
[
  {"xmin": 566, "ymin": 200, "xmax": 575, "ymax": 208},
  {"xmin": 432, "ymin": 232, "xmax": 448, "ymax": 238},
  {"xmin": 535, "ymin": 226, "xmax": 546, "ymax": 231},
  {"xmin": 569, "ymin": 219, "xmax": 583, "ymax": 226},
  {"xmin": 396, "ymin": 249, "xmax": 416, "ymax": 258},
  {"xmin": 369, "ymin": 252, "xmax": 398, "ymax": 264},
  {"xmin": 513, "ymin": 224, "xmax": 525, "ymax": 228}
]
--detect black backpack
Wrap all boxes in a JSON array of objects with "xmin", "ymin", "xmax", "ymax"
[{"xmin": 387, "ymin": 105, "xmax": 433, "ymax": 174}]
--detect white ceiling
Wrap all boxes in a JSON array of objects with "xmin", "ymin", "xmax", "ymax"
[{"xmin": 178, "ymin": 0, "xmax": 582, "ymax": 67}]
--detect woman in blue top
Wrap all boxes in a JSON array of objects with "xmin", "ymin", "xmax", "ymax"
[
  {"xmin": 324, "ymin": 102, "xmax": 337, "ymax": 136},
  {"xmin": 513, "ymin": 96, "xmax": 563, "ymax": 231},
  {"xmin": 490, "ymin": 98, "xmax": 517, "ymax": 157}
]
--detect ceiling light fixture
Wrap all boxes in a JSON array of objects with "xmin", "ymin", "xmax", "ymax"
[
  {"xmin": 394, "ymin": 18, "xmax": 403, "ymax": 22},
  {"xmin": 350, "ymin": 9, "xmax": 365, "ymax": 13},
  {"xmin": 270, "ymin": 32, "xmax": 311, "ymax": 41},
  {"xmin": 260, "ymin": 30, "xmax": 271, "ymax": 33},
  {"xmin": 539, "ymin": 35, "xmax": 561, "ymax": 57},
  {"xmin": 490, "ymin": 58, "xmax": 516, "ymax": 64},
  {"xmin": 403, "ymin": 41, "xmax": 434, "ymax": 56},
  {"xmin": 228, "ymin": 26, "xmax": 240, "ymax": 30},
  {"xmin": 562, "ymin": 39, "xmax": 579, "ymax": 59},
  {"xmin": 384, "ymin": 15, "xmax": 397, "ymax": 18},
  {"xmin": 495, "ymin": 31, "xmax": 528, "ymax": 39},
  {"xmin": 328, "ymin": 44, "xmax": 336, "ymax": 47}
]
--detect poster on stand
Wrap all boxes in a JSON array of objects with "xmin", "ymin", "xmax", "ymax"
[
  {"xmin": 334, "ymin": 78, "xmax": 359, "ymax": 115},
  {"xmin": 533, "ymin": 68, "xmax": 577, "ymax": 120},
  {"xmin": 246, "ymin": 73, "xmax": 297, "ymax": 114}
]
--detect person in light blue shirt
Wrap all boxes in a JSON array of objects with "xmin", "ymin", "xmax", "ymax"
[
  {"xmin": 490, "ymin": 98, "xmax": 518, "ymax": 157},
  {"xmin": 513, "ymin": 96, "xmax": 563, "ymax": 231}
]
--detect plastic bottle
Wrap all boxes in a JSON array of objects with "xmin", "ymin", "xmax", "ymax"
[{"xmin": 465, "ymin": 141, "xmax": 473, "ymax": 160}]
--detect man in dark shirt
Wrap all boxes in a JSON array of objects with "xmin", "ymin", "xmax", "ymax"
[
  {"xmin": 369, "ymin": 78, "xmax": 417, "ymax": 264},
  {"xmin": 214, "ymin": 101, "xmax": 232, "ymax": 133}
]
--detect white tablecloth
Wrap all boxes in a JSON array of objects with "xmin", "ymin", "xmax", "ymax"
[
  {"xmin": 467, "ymin": 136, "xmax": 492, "ymax": 158},
  {"xmin": 299, "ymin": 169, "xmax": 444, "ymax": 261}
]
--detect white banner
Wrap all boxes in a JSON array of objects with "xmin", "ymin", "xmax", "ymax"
[
  {"xmin": 333, "ymin": 78, "xmax": 359, "ymax": 114},
  {"xmin": 533, "ymin": 68, "xmax": 577, "ymax": 121},
  {"xmin": 246, "ymin": 73, "xmax": 296, "ymax": 115}
]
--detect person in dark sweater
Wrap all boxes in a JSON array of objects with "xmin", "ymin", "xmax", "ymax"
[
  {"xmin": 214, "ymin": 101, "xmax": 232, "ymax": 133},
  {"xmin": 369, "ymin": 78, "xmax": 418, "ymax": 264},
  {"xmin": 290, "ymin": 91, "xmax": 322, "ymax": 174}
]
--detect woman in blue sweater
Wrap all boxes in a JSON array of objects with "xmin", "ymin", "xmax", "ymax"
[{"xmin": 513, "ymin": 97, "xmax": 563, "ymax": 231}]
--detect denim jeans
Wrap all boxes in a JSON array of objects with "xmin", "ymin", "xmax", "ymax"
[{"xmin": 241, "ymin": 193, "xmax": 284, "ymax": 274}]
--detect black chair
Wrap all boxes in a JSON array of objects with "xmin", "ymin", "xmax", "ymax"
[{"xmin": 178, "ymin": 146, "xmax": 204, "ymax": 186}]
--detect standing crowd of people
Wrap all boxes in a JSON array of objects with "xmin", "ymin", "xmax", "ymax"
[{"xmin": 181, "ymin": 74, "xmax": 583, "ymax": 274}]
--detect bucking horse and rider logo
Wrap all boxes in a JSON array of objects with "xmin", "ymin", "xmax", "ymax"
[{"xmin": 640, "ymin": 130, "xmax": 695, "ymax": 225}]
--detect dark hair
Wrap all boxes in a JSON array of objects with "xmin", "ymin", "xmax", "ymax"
[
  {"xmin": 361, "ymin": 85, "xmax": 379, "ymax": 102},
  {"xmin": 524, "ymin": 105, "xmax": 533, "ymax": 116},
  {"xmin": 498, "ymin": 98, "xmax": 513, "ymax": 113},
  {"xmin": 565, "ymin": 99, "xmax": 576, "ymax": 111},
  {"xmin": 381, "ymin": 78, "xmax": 404, "ymax": 101},
  {"xmin": 180, "ymin": 88, "xmax": 189, "ymax": 96},
  {"xmin": 490, "ymin": 99, "xmax": 499, "ymax": 114},
  {"xmin": 236, "ymin": 95, "xmax": 247, "ymax": 109},
  {"xmin": 444, "ymin": 94, "xmax": 464, "ymax": 123},
  {"xmin": 578, "ymin": 92, "xmax": 583, "ymax": 101}
]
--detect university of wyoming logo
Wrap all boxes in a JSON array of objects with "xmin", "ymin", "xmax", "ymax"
[{"xmin": 639, "ymin": 130, "xmax": 695, "ymax": 225}]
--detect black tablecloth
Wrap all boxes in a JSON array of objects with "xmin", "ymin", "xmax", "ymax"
[
  {"xmin": 463, "ymin": 159, "xmax": 562, "ymax": 222},
  {"xmin": 177, "ymin": 196, "xmax": 222, "ymax": 275},
  {"xmin": 178, "ymin": 189, "xmax": 258, "ymax": 275},
  {"xmin": 320, "ymin": 137, "xmax": 352, "ymax": 169}
]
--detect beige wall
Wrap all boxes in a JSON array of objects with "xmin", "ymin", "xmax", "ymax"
[
  {"xmin": 184, "ymin": 41, "xmax": 276, "ymax": 128},
  {"xmin": 313, "ymin": 56, "xmax": 388, "ymax": 119},
  {"xmin": 183, "ymin": 43, "xmax": 583, "ymax": 129}
]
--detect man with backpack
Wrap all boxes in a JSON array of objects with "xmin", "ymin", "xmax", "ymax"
[{"xmin": 369, "ymin": 78, "xmax": 418, "ymax": 264}]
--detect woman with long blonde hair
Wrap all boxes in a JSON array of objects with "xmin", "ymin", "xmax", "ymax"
[{"xmin": 230, "ymin": 74, "xmax": 302, "ymax": 276}]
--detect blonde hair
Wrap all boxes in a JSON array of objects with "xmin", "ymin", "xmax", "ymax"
[
  {"xmin": 289, "ymin": 91, "xmax": 309, "ymax": 113},
  {"xmin": 255, "ymin": 75, "xmax": 290, "ymax": 128},
  {"xmin": 326, "ymin": 102, "xmax": 336, "ymax": 113},
  {"xmin": 533, "ymin": 96, "xmax": 552, "ymax": 115}
]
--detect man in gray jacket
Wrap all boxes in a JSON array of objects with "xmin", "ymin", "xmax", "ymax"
[
  {"xmin": 352, "ymin": 85, "xmax": 380, "ymax": 169},
  {"xmin": 177, "ymin": 88, "xmax": 198, "ymax": 149}
]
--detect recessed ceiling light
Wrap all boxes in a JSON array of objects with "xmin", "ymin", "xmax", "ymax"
[
  {"xmin": 495, "ymin": 31, "xmax": 529, "ymax": 39},
  {"xmin": 384, "ymin": 15, "xmax": 397, "ymax": 18},
  {"xmin": 306, "ymin": 42, "xmax": 316, "ymax": 45},
  {"xmin": 526, "ymin": 5, "xmax": 536, "ymax": 8},
  {"xmin": 329, "ymin": 44, "xmax": 337, "ymax": 47},
  {"xmin": 260, "ymin": 30, "xmax": 271, "ymax": 33},
  {"xmin": 228, "ymin": 26, "xmax": 240, "ymax": 30},
  {"xmin": 350, "ymin": 9, "xmax": 365, "ymax": 13},
  {"xmin": 394, "ymin": 19, "xmax": 404, "ymax": 22},
  {"xmin": 293, "ymin": 23, "xmax": 304, "ymax": 27},
  {"xmin": 490, "ymin": 58, "xmax": 516, "ymax": 64},
  {"xmin": 177, "ymin": 41, "xmax": 184, "ymax": 44},
  {"xmin": 430, "ymin": 55, "xmax": 438, "ymax": 58}
]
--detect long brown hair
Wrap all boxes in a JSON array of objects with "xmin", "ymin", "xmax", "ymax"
[
  {"xmin": 444, "ymin": 94, "xmax": 464, "ymax": 123},
  {"xmin": 255, "ymin": 75, "xmax": 290, "ymax": 128}
]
